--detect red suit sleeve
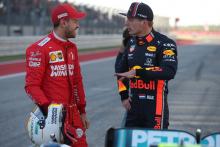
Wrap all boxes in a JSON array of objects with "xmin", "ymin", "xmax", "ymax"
[
  {"xmin": 25, "ymin": 44, "xmax": 50, "ymax": 108},
  {"xmin": 73, "ymin": 46, "xmax": 86, "ymax": 114}
]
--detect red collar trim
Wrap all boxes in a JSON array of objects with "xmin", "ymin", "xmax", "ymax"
[{"xmin": 145, "ymin": 31, "xmax": 154, "ymax": 43}]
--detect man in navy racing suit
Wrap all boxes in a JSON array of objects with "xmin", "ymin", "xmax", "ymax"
[{"xmin": 115, "ymin": 2, "xmax": 178, "ymax": 129}]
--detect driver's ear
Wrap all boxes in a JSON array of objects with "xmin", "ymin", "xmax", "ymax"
[
  {"xmin": 59, "ymin": 19, "xmax": 67, "ymax": 27},
  {"xmin": 142, "ymin": 20, "xmax": 148, "ymax": 25}
]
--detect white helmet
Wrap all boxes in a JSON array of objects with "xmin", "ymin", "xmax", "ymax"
[{"xmin": 26, "ymin": 103, "xmax": 64, "ymax": 146}]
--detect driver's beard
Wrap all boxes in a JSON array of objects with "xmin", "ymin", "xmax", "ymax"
[{"xmin": 65, "ymin": 27, "xmax": 76, "ymax": 39}]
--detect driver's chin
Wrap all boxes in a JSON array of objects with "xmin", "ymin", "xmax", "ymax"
[
  {"xmin": 71, "ymin": 28, "xmax": 78, "ymax": 38},
  {"xmin": 70, "ymin": 32, "xmax": 76, "ymax": 38},
  {"xmin": 66, "ymin": 30, "xmax": 76, "ymax": 39}
]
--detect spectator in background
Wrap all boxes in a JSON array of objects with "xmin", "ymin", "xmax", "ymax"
[
  {"xmin": 25, "ymin": 3, "xmax": 89, "ymax": 147},
  {"xmin": 115, "ymin": 2, "xmax": 178, "ymax": 129}
]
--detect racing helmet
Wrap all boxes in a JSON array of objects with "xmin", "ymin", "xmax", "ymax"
[{"xmin": 26, "ymin": 104, "xmax": 64, "ymax": 146}]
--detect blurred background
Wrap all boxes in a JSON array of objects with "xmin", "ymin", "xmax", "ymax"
[
  {"xmin": 0, "ymin": 0, "xmax": 220, "ymax": 147},
  {"xmin": 0, "ymin": 0, "xmax": 174, "ymax": 36},
  {"xmin": 0, "ymin": 0, "xmax": 220, "ymax": 36},
  {"xmin": 0, "ymin": 0, "xmax": 125, "ymax": 36}
]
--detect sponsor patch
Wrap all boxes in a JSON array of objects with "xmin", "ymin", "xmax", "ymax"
[
  {"xmin": 163, "ymin": 50, "xmax": 175, "ymax": 56},
  {"xmin": 131, "ymin": 65, "xmax": 142, "ymax": 70},
  {"xmin": 147, "ymin": 46, "xmax": 156, "ymax": 52},
  {"xmin": 164, "ymin": 59, "xmax": 176, "ymax": 62},
  {"xmin": 129, "ymin": 45, "xmax": 135, "ymax": 52},
  {"xmin": 34, "ymin": 122, "xmax": 39, "ymax": 135},
  {"xmin": 131, "ymin": 65, "xmax": 142, "ymax": 78},
  {"xmin": 128, "ymin": 53, "xmax": 133, "ymax": 60},
  {"xmin": 28, "ymin": 54, "xmax": 42, "ymax": 67},
  {"xmin": 50, "ymin": 64, "xmax": 74, "ymax": 77},
  {"xmin": 163, "ymin": 43, "xmax": 176, "ymax": 47},
  {"xmin": 145, "ymin": 67, "xmax": 162, "ymax": 72},
  {"xmin": 51, "ymin": 107, "xmax": 58, "ymax": 124},
  {"xmin": 58, "ymin": 12, "xmax": 68, "ymax": 19},
  {"xmin": 128, "ymin": 54, "xmax": 133, "ymax": 57},
  {"xmin": 145, "ymin": 53, "xmax": 155, "ymax": 57},
  {"xmin": 130, "ymin": 80, "xmax": 155, "ymax": 90},
  {"xmin": 146, "ymin": 95, "xmax": 155, "ymax": 100},
  {"xmin": 137, "ymin": 14, "xmax": 147, "ymax": 18},
  {"xmin": 139, "ymin": 94, "xmax": 146, "ymax": 99},
  {"xmin": 30, "ymin": 50, "xmax": 41, "ymax": 57},
  {"xmin": 29, "ymin": 61, "xmax": 40, "ymax": 67},
  {"xmin": 76, "ymin": 128, "xmax": 84, "ymax": 138},
  {"xmin": 49, "ymin": 51, "xmax": 64, "ymax": 63},
  {"xmin": 138, "ymin": 94, "xmax": 155, "ymax": 100},
  {"xmin": 38, "ymin": 37, "xmax": 51, "ymax": 47},
  {"xmin": 29, "ymin": 57, "xmax": 41, "ymax": 61},
  {"xmin": 144, "ymin": 58, "xmax": 153, "ymax": 66}
]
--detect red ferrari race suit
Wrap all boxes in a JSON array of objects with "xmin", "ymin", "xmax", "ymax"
[
  {"xmin": 115, "ymin": 30, "xmax": 178, "ymax": 129},
  {"xmin": 25, "ymin": 32, "xmax": 87, "ymax": 147}
]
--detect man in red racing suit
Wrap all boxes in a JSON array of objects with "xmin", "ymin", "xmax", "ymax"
[{"xmin": 25, "ymin": 3, "xmax": 89, "ymax": 147}]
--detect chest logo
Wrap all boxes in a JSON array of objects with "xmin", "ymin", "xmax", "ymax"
[
  {"xmin": 49, "ymin": 50, "xmax": 64, "ymax": 63},
  {"xmin": 144, "ymin": 58, "xmax": 153, "ymax": 66},
  {"xmin": 147, "ymin": 46, "xmax": 156, "ymax": 52}
]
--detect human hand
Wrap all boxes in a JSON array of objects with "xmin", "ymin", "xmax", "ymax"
[
  {"xmin": 115, "ymin": 70, "xmax": 136, "ymax": 79},
  {"xmin": 122, "ymin": 97, "xmax": 132, "ymax": 110},
  {"xmin": 80, "ymin": 113, "xmax": 90, "ymax": 129}
]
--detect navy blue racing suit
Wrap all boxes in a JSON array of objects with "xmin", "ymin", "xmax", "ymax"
[{"xmin": 115, "ymin": 30, "xmax": 178, "ymax": 129}]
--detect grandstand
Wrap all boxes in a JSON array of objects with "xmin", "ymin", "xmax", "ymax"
[{"xmin": 0, "ymin": 0, "xmax": 170, "ymax": 36}]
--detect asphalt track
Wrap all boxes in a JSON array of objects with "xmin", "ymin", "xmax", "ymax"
[{"xmin": 0, "ymin": 43, "xmax": 220, "ymax": 147}]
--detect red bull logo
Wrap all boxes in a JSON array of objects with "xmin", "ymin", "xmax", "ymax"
[
  {"xmin": 131, "ymin": 65, "xmax": 142, "ymax": 78},
  {"xmin": 130, "ymin": 80, "xmax": 155, "ymax": 90}
]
